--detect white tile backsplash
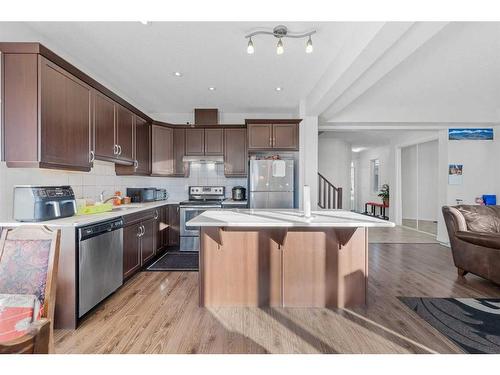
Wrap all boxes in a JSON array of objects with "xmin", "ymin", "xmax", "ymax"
[{"xmin": 0, "ymin": 160, "xmax": 247, "ymax": 219}]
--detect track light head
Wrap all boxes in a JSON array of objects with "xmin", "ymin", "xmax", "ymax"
[
  {"xmin": 306, "ymin": 36, "xmax": 313, "ymax": 54},
  {"xmin": 276, "ymin": 38, "xmax": 284, "ymax": 55},
  {"xmin": 247, "ymin": 37, "xmax": 255, "ymax": 54}
]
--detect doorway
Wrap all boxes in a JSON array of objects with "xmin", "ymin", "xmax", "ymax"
[{"xmin": 400, "ymin": 140, "xmax": 439, "ymax": 236}]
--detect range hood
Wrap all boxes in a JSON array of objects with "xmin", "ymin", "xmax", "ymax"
[{"xmin": 182, "ymin": 155, "xmax": 224, "ymax": 164}]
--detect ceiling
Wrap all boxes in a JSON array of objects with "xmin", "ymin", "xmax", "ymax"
[
  {"xmin": 2, "ymin": 21, "xmax": 499, "ymax": 125},
  {"xmin": 318, "ymin": 22, "xmax": 500, "ymax": 125},
  {"xmin": 14, "ymin": 21, "xmax": 358, "ymax": 115}
]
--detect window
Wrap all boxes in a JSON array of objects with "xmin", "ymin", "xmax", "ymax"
[{"xmin": 371, "ymin": 159, "xmax": 380, "ymax": 193}]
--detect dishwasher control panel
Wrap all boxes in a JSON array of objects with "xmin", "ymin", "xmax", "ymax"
[{"xmin": 79, "ymin": 218, "xmax": 124, "ymax": 241}]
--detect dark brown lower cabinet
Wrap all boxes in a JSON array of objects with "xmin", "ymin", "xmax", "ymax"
[
  {"xmin": 153, "ymin": 206, "xmax": 169, "ymax": 253},
  {"xmin": 123, "ymin": 205, "xmax": 172, "ymax": 279},
  {"xmin": 141, "ymin": 219, "xmax": 155, "ymax": 264},
  {"xmin": 168, "ymin": 204, "xmax": 180, "ymax": 246},
  {"xmin": 123, "ymin": 223, "xmax": 141, "ymax": 279}
]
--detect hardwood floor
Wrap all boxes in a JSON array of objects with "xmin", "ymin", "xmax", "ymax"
[
  {"xmin": 369, "ymin": 225, "xmax": 438, "ymax": 244},
  {"xmin": 54, "ymin": 243, "xmax": 500, "ymax": 354}
]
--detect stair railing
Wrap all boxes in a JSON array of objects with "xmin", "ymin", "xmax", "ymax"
[{"xmin": 317, "ymin": 173, "xmax": 343, "ymax": 209}]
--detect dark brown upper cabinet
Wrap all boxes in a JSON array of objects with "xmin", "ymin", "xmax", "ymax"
[
  {"xmin": 133, "ymin": 116, "xmax": 151, "ymax": 175},
  {"xmin": 92, "ymin": 90, "xmax": 116, "ymax": 160},
  {"xmin": 115, "ymin": 115, "xmax": 151, "ymax": 176},
  {"xmin": 1, "ymin": 43, "xmax": 152, "ymax": 172},
  {"xmin": 247, "ymin": 124, "xmax": 273, "ymax": 150},
  {"xmin": 204, "ymin": 128, "xmax": 224, "ymax": 155},
  {"xmin": 2, "ymin": 54, "xmax": 92, "ymax": 171},
  {"xmin": 151, "ymin": 124, "xmax": 173, "ymax": 176},
  {"xmin": 151, "ymin": 124, "xmax": 189, "ymax": 177},
  {"xmin": 172, "ymin": 128, "xmax": 189, "ymax": 176},
  {"xmin": 246, "ymin": 120, "xmax": 301, "ymax": 151},
  {"xmin": 224, "ymin": 127, "xmax": 247, "ymax": 177},
  {"xmin": 116, "ymin": 105, "xmax": 134, "ymax": 162},
  {"xmin": 185, "ymin": 127, "xmax": 224, "ymax": 156},
  {"xmin": 185, "ymin": 128, "xmax": 205, "ymax": 156},
  {"xmin": 271, "ymin": 123, "xmax": 299, "ymax": 150}
]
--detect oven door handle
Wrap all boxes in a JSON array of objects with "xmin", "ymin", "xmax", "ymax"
[{"xmin": 181, "ymin": 206, "xmax": 222, "ymax": 210}]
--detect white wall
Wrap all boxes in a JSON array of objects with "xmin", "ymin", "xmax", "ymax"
[
  {"xmin": 436, "ymin": 126, "xmax": 500, "ymax": 242},
  {"xmin": 417, "ymin": 140, "xmax": 439, "ymax": 221},
  {"xmin": 318, "ymin": 136, "xmax": 351, "ymax": 209},
  {"xmin": 0, "ymin": 160, "xmax": 247, "ymax": 221},
  {"xmin": 356, "ymin": 146, "xmax": 391, "ymax": 215}
]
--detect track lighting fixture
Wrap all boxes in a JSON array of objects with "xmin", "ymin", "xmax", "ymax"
[{"xmin": 245, "ymin": 25, "xmax": 316, "ymax": 55}]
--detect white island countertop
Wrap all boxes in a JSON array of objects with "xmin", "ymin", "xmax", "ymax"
[{"xmin": 187, "ymin": 209, "xmax": 395, "ymax": 228}]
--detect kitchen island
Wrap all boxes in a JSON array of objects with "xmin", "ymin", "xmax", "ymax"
[{"xmin": 187, "ymin": 209, "xmax": 394, "ymax": 308}]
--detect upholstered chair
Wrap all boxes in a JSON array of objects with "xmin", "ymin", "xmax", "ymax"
[
  {"xmin": 442, "ymin": 205, "xmax": 500, "ymax": 284},
  {"xmin": 0, "ymin": 226, "xmax": 60, "ymax": 353}
]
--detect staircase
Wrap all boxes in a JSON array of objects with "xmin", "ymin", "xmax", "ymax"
[{"xmin": 318, "ymin": 173, "xmax": 343, "ymax": 209}]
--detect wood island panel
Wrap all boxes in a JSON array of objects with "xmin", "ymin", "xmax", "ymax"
[
  {"xmin": 199, "ymin": 227, "xmax": 368, "ymax": 308},
  {"xmin": 200, "ymin": 228, "xmax": 282, "ymax": 306},
  {"xmin": 282, "ymin": 227, "xmax": 367, "ymax": 308}
]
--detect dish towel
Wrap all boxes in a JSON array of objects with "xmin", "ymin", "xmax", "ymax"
[{"xmin": 272, "ymin": 160, "xmax": 286, "ymax": 177}]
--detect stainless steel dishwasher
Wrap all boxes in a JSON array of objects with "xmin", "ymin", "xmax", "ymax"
[{"xmin": 78, "ymin": 217, "xmax": 124, "ymax": 318}]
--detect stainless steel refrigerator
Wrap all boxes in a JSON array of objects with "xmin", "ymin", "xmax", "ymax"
[{"xmin": 249, "ymin": 159, "xmax": 294, "ymax": 208}]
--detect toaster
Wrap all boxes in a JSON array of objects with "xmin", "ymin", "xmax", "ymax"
[
  {"xmin": 14, "ymin": 185, "xmax": 76, "ymax": 222},
  {"xmin": 155, "ymin": 188, "xmax": 168, "ymax": 201}
]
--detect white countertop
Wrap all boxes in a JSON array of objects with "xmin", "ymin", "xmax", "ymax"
[
  {"xmin": 0, "ymin": 200, "xmax": 180, "ymax": 228},
  {"xmin": 186, "ymin": 209, "xmax": 395, "ymax": 228}
]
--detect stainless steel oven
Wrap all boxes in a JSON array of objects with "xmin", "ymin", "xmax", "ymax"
[
  {"xmin": 179, "ymin": 186, "xmax": 225, "ymax": 252},
  {"xmin": 180, "ymin": 205, "xmax": 220, "ymax": 251}
]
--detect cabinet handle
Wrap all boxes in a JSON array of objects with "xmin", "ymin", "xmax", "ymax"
[
  {"xmin": 142, "ymin": 224, "xmax": 146, "ymax": 236},
  {"xmin": 113, "ymin": 144, "xmax": 118, "ymax": 155},
  {"xmin": 89, "ymin": 150, "xmax": 95, "ymax": 162},
  {"xmin": 154, "ymin": 210, "xmax": 159, "ymax": 220},
  {"xmin": 137, "ymin": 227, "xmax": 142, "ymax": 237},
  {"xmin": 134, "ymin": 160, "xmax": 139, "ymax": 170},
  {"xmin": 118, "ymin": 145, "xmax": 122, "ymax": 155}
]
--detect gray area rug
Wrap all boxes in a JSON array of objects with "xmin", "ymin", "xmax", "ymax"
[{"xmin": 399, "ymin": 297, "xmax": 500, "ymax": 354}]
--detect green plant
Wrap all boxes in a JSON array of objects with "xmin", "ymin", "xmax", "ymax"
[{"xmin": 378, "ymin": 184, "xmax": 389, "ymax": 202}]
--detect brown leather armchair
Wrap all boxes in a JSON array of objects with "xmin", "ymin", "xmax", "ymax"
[{"xmin": 442, "ymin": 205, "xmax": 500, "ymax": 284}]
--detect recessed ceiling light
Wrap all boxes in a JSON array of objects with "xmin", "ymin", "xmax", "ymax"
[
  {"xmin": 208, "ymin": 87, "xmax": 216, "ymax": 91},
  {"xmin": 139, "ymin": 21, "xmax": 152, "ymax": 26},
  {"xmin": 173, "ymin": 72, "xmax": 183, "ymax": 77},
  {"xmin": 275, "ymin": 87, "xmax": 283, "ymax": 92}
]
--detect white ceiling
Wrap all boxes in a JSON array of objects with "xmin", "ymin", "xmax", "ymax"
[
  {"xmin": 321, "ymin": 22, "xmax": 500, "ymax": 124},
  {"xmin": 16, "ymin": 21, "xmax": 358, "ymax": 115},
  {"xmin": 1, "ymin": 21, "xmax": 499, "ymax": 126}
]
